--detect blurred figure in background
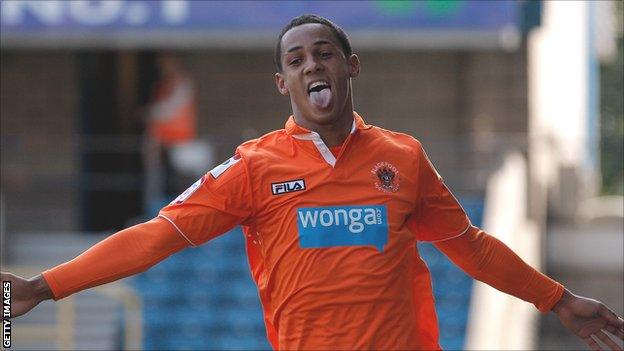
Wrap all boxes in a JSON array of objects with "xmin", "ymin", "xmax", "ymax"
[{"xmin": 143, "ymin": 53, "xmax": 202, "ymax": 215}]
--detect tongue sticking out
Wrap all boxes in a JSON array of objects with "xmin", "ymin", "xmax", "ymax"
[{"xmin": 309, "ymin": 88, "xmax": 332, "ymax": 109}]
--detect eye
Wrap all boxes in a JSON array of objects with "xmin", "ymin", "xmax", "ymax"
[
  {"xmin": 289, "ymin": 58, "xmax": 302, "ymax": 66},
  {"xmin": 320, "ymin": 52, "xmax": 333, "ymax": 58}
]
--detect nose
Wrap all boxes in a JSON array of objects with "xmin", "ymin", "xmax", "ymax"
[{"xmin": 303, "ymin": 56, "xmax": 323, "ymax": 75}]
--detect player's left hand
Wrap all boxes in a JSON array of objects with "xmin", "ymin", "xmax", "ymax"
[{"xmin": 553, "ymin": 289, "xmax": 624, "ymax": 350}]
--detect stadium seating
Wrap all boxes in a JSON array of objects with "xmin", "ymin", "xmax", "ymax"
[
  {"xmin": 418, "ymin": 197, "xmax": 484, "ymax": 350},
  {"xmin": 131, "ymin": 197, "xmax": 484, "ymax": 350}
]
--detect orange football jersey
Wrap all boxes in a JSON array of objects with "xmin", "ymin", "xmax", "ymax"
[{"xmin": 159, "ymin": 112, "xmax": 470, "ymax": 350}]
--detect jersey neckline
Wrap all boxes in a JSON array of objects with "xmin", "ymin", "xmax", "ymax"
[{"xmin": 286, "ymin": 112, "xmax": 370, "ymax": 167}]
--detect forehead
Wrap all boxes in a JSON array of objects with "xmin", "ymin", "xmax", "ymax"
[{"xmin": 281, "ymin": 23, "xmax": 339, "ymax": 52}]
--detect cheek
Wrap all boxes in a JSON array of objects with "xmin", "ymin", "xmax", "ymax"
[
  {"xmin": 334, "ymin": 78, "xmax": 349, "ymax": 95},
  {"xmin": 287, "ymin": 81, "xmax": 305, "ymax": 98},
  {"xmin": 333, "ymin": 68, "xmax": 350, "ymax": 90}
]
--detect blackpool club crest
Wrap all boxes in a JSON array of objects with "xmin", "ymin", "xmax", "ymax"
[{"xmin": 371, "ymin": 161, "xmax": 400, "ymax": 193}]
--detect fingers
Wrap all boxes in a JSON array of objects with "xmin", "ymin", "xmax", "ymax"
[
  {"xmin": 585, "ymin": 336, "xmax": 605, "ymax": 351},
  {"xmin": 605, "ymin": 325, "xmax": 624, "ymax": 341},
  {"xmin": 593, "ymin": 330, "xmax": 623, "ymax": 351},
  {"xmin": 600, "ymin": 305, "xmax": 624, "ymax": 328},
  {"xmin": 600, "ymin": 305, "xmax": 624, "ymax": 343}
]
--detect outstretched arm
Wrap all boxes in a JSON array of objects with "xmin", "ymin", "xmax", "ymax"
[
  {"xmin": 1, "ymin": 217, "xmax": 189, "ymax": 317},
  {"xmin": 434, "ymin": 226, "xmax": 623, "ymax": 350}
]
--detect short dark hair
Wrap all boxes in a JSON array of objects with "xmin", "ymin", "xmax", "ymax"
[{"xmin": 274, "ymin": 14, "xmax": 352, "ymax": 72}]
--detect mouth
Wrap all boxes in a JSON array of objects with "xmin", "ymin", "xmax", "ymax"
[
  {"xmin": 307, "ymin": 80, "xmax": 331, "ymax": 95},
  {"xmin": 307, "ymin": 80, "xmax": 333, "ymax": 110}
]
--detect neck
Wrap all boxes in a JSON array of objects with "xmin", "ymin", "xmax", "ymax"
[
  {"xmin": 314, "ymin": 116, "xmax": 352, "ymax": 146},
  {"xmin": 293, "ymin": 98, "xmax": 354, "ymax": 147},
  {"xmin": 293, "ymin": 110, "xmax": 353, "ymax": 146}
]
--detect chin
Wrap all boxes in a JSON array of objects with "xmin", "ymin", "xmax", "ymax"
[
  {"xmin": 293, "ymin": 98, "xmax": 345, "ymax": 127},
  {"xmin": 308, "ymin": 108, "xmax": 339, "ymax": 124}
]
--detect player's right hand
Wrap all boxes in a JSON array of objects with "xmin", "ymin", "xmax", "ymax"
[{"xmin": 1, "ymin": 272, "xmax": 53, "ymax": 318}]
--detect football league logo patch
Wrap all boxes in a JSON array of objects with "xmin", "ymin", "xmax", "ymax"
[
  {"xmin": 171, "ymin": 177, "xmax": 203, "ymax": 204},
  {"xmin": 371, "ymin": 161, "xmax": 400, "ymax": 193},
  {"xmin": 210, "ymin": 155, "xmax": 241, "ymax": 179}
]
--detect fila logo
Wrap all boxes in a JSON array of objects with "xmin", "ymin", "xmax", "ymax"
[{"xmin": 271, "ymin": 179, "xmax": 306, "ymax": 195}]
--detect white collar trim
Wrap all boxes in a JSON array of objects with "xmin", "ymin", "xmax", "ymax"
[{"xmin": 292, "ymin": 120, "xmax": 357, "ymax": 168}]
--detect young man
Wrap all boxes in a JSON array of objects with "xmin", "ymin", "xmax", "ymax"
[{"xmin": 2, "ymin": 15, "xmax": 623, "ymax": 351}]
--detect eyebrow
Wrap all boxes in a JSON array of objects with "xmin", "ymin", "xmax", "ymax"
[{"xmin": 284, "ymin": 40, "xmax": 334, "ymax": 55}]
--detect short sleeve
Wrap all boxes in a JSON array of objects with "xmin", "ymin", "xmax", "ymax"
[
  {"xmin": 158, "ymin": 152, "xmax": 253, "ymax": 246},
  {"xmin": 406, "ymin": 142, "xmax": 470, "ymax": 242}
]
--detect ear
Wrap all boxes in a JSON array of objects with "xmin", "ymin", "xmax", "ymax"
[
  {"xmin": 275, "ymin": 73, "xmax": 289, "ymax": 96},
  {"xmin": 347, "ymin": 54, "xmax": 360, "ymax": 78}
]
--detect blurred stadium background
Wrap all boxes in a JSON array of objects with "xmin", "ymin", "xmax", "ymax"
[{"xmin": 0, "ymin": 1, "xmax": 622, "ymax": 350}]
